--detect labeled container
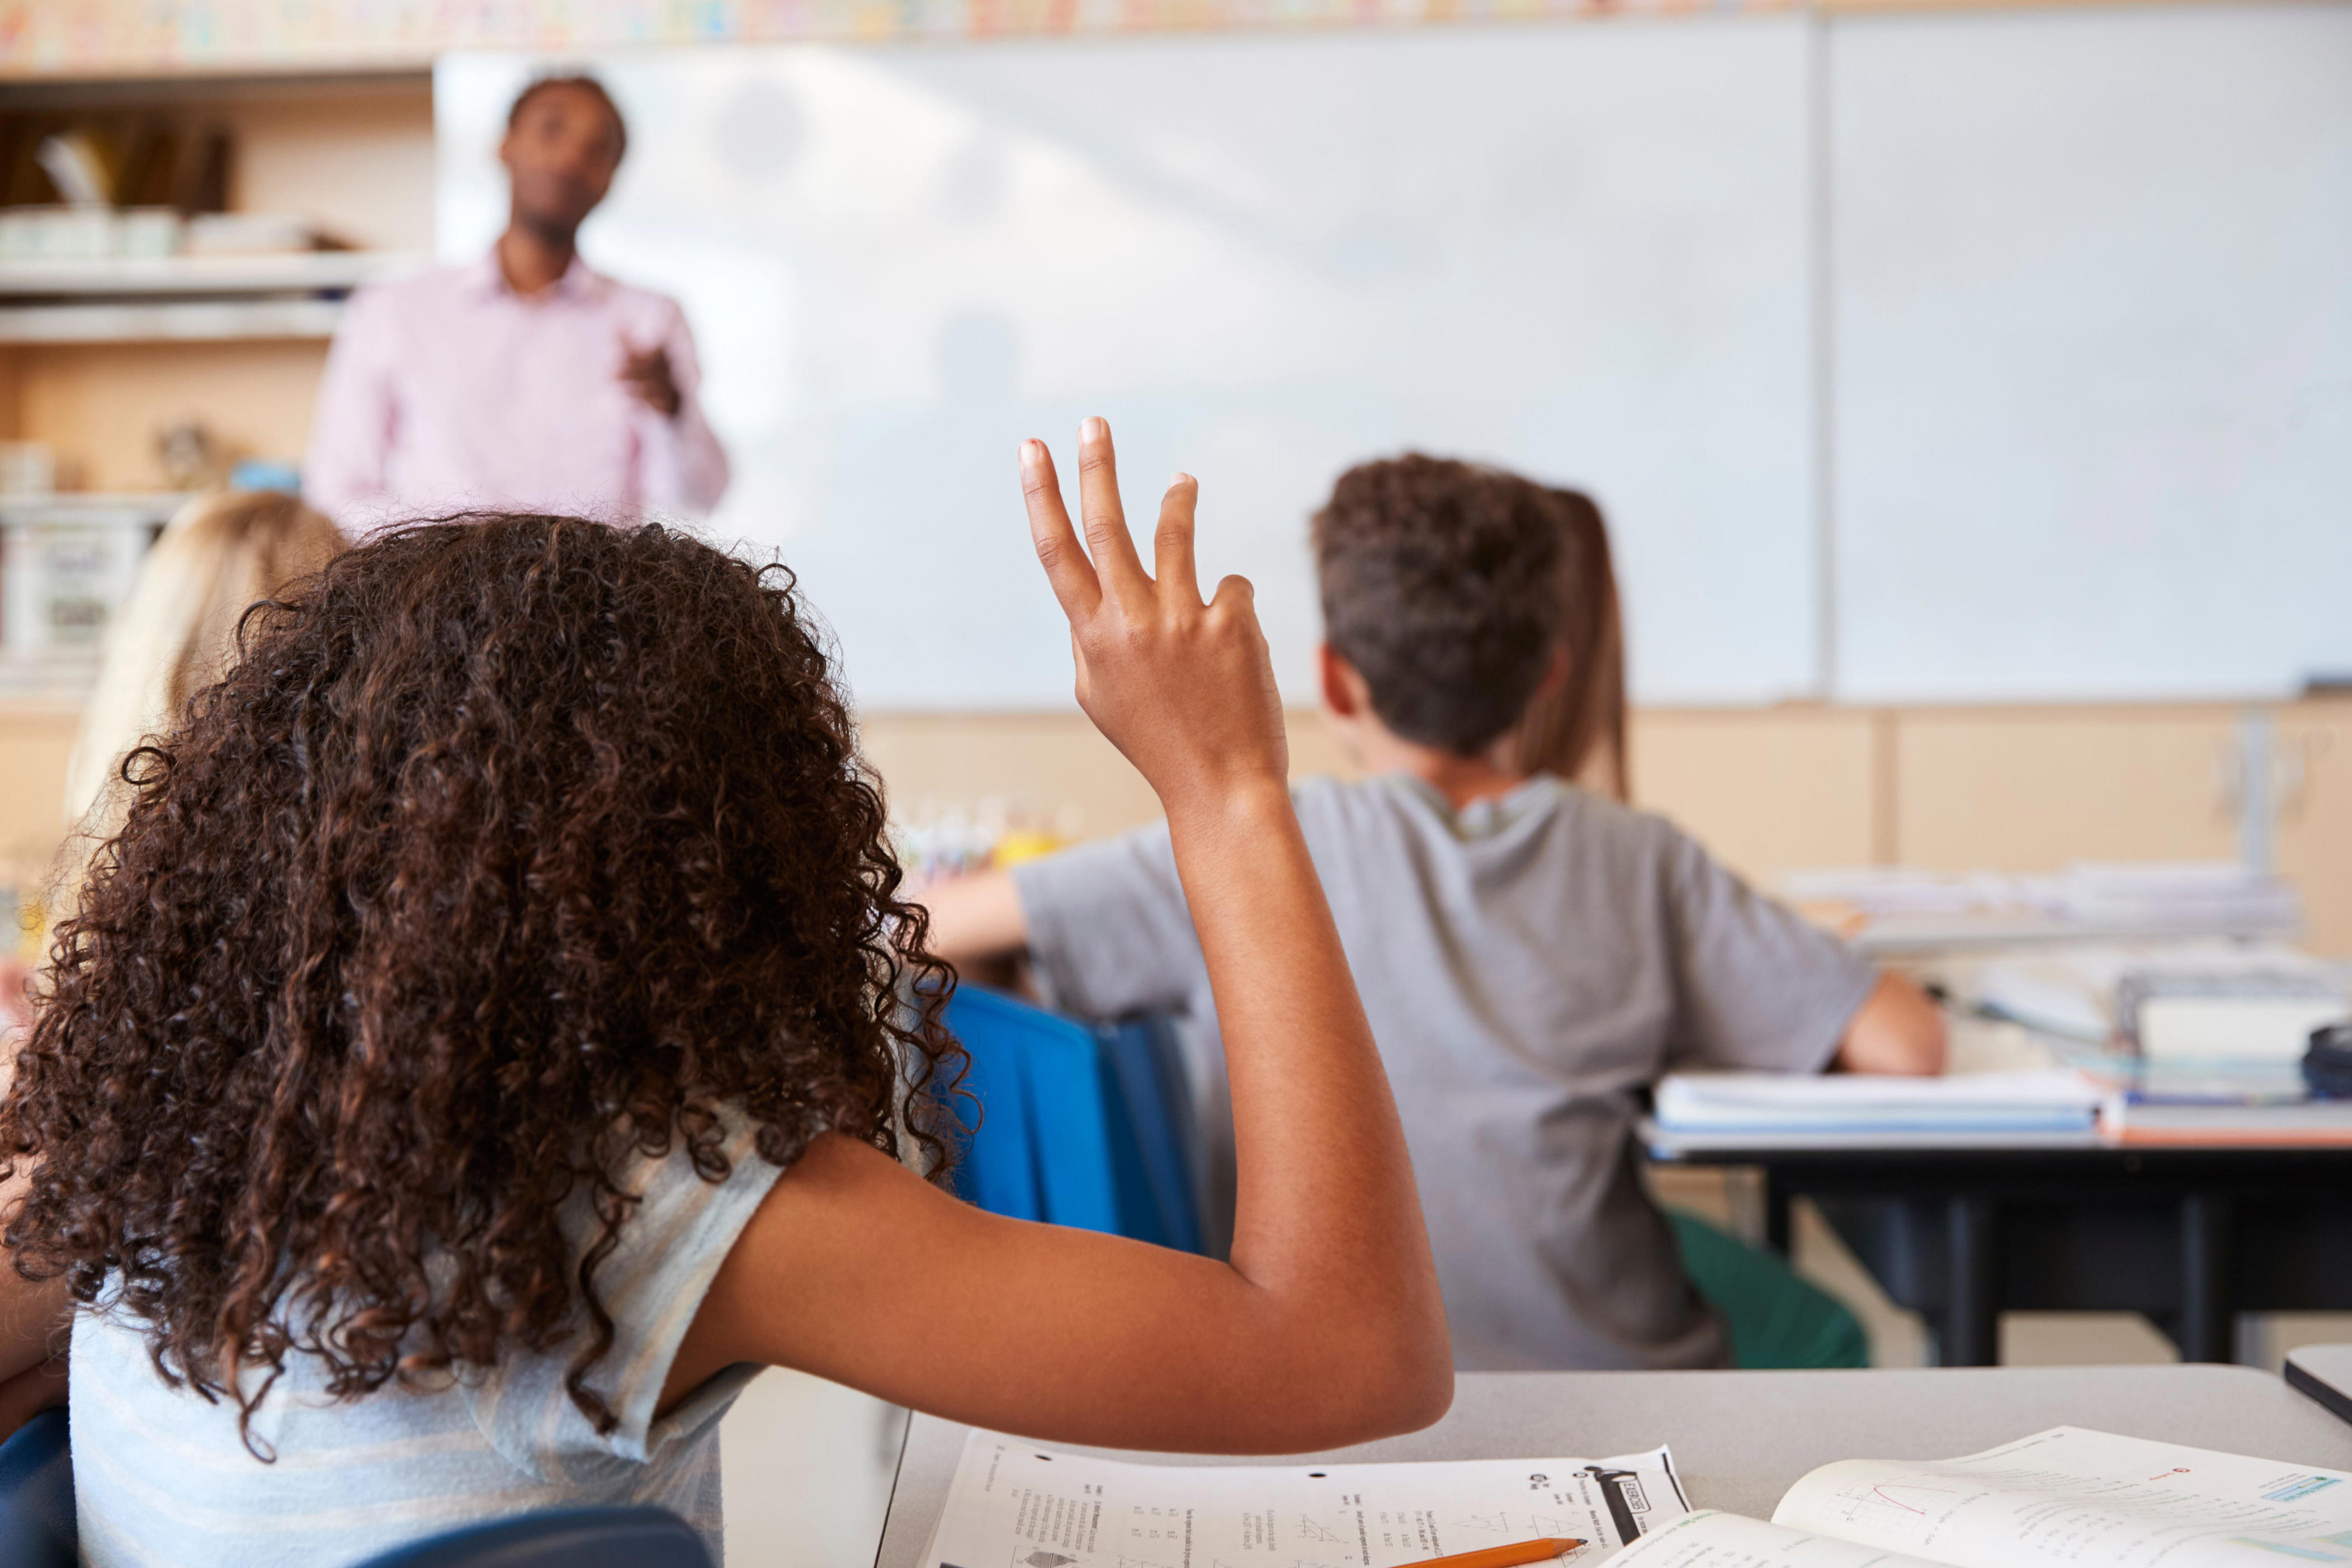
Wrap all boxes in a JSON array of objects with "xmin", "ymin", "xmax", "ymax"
[{"xmin": 0, "ymin": 498, "xmax": 169, "ymax": 660}]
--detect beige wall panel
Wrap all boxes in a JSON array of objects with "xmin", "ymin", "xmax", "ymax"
[
  {"xmin": 1627, "ymin": 707, "xmax": 1879, "ymax": 885},
  {"xmin": 15, "ymin": 339, "xmax": 328, "ymax": 491},
  {"xmin": 1893, "ymin": 706, "xmax": 2240, "ymax": 873},
  {"xmin": 1284, "ymin": 707, "xmax": 1359, "ymax": 781},
  {"xmin": 856, "ymin": 705, "xmax": 1883, "ymax": 880},
  {"xmin": 857, "ymin": 707, "xmax": 1363, "ymax": 842},
  {"xmin": 225, "ymin": 85, "xmax": 437, "ymax": 253},
  {"xmin": 0, "ymin": 707, "xmax": 80, "ymax": 881},
  {"xmin": 2278, "ymin": 699, "xmax": 2352, "ymax": 958},
  {"xmin": 854, "ymin": 711, "xmax": 1164, "ymax": 841}
]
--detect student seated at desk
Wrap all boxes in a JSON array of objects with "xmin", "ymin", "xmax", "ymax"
[
  {"xmin": 0, "ymin": 424, "xmax": 1449, "ymax": 1566},
  {"xmin": 926, "ymin": 455, "xmax": 1948, "ymax": 1373}
]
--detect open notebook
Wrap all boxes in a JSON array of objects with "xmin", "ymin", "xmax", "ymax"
[{"xmin": 1616, "ymin": 1427, "xmax": 2352, "ymax": 1567}]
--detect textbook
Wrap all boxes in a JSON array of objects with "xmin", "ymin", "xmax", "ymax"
[
  {"xmin": 918, "ymin": 1429, "xmax": 1688, "ymax": 1568},
  {"xmin": 1611, "ymin": 1427, "xmax": 2352, "ymax": 1568},
  {"xmin": 1651, "ymin": 1070, "xmax": 2100, "ymax": 1138}
]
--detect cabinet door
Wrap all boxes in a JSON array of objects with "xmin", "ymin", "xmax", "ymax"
[{"xmin": 2277, "ymin": 700, "xmax": 2352, "ymax": 958}]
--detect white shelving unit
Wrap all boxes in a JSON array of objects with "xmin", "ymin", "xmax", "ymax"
[
  {"xmin": 0, "ymin": 251, "xmax": 424, "ymax": 344},
  {"xmin": 0, "ymin": 297, "xmax": 348, "ymax": 343}
]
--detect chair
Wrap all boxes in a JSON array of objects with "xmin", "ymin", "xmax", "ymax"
[
  {"xmin": 943, "ymin": 985, "xmax": 1203, "ymax": 1253},
  {"xmin": 353, "ymin": 1505, "xmax": 712, "ymax": 1568},
  {"xmin": 0, "ymin": 1406, "xmax": 74, "ymax": 1568},
  {"xmin": 1666, "ymin": 1208, "xmax": 1871, "ymax": 1369}
]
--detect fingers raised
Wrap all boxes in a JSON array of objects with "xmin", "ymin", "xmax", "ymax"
[
  {"xmin": 1076, "ymin": 417, "xmax": 1150, "ymax": 597},
  {"xmin": 1021, "ymin": 440, "xmax": 1101, "ymax": 617},
  {"xmin": 1154, "ymin": 474, "xmax": 1201, "ymax": 605},
  {"xmin": 1210, "ymin": 573, "xmax": 1258, "ymax": 617}
]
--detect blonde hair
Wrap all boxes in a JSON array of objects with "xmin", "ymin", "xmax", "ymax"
[
  {"xmin": 1510, "ymin": 487, "xmax": 1630, "ymax": 801},
  {"xmin": 62, "ymin": 491, "xmax": 344, "ymax": 846}
]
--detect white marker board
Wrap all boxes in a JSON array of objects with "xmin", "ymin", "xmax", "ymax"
[
  {"xmin": 437, "ymin": 22, "xmax": 1821, "ymax": 709},
  {"xmin": 1829, "ymin": 2, "xmax": 2352, "ymax": 702}
]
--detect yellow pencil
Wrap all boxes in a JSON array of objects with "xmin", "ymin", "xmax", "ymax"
[{"xmin": 1402, "ymin": 1536, "xmax": 1586, "ymax": 1568}]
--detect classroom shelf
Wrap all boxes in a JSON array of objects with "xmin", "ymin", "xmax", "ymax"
[
  {"xmin": 0, "ymin": 297, "xmax": 345, "ymax": 342},
  {"xmin": 0, "ymin": 251, "xmax": 423, "ymax": 298}
]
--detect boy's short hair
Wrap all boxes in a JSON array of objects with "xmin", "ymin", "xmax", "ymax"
[{"xmin": 1312, "ymin": 455, "xmax": 1569, "ymax": 756}]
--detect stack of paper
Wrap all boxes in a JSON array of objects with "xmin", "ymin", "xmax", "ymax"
[
  {"xmin": 1779, "ymin": 862, "xmax": 2306, "ymax": 950},
  {"xmin": 1652, "ymin": 1071, "xmax": 2102, "ymax": 1139},
  {"xmin": 2055, "ymin": 862, "xmax": 2304, "ymax": 934}
]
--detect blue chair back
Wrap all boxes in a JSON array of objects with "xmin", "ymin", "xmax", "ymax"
[
  {"xmin": 0, "ymin": 1407, "xmax": 75, "ymax": 1568},
  {"xmin": 354, "ymin": 1505, "xmax": 711, "ymax": 1568},
  {"xmin": 944, "ymin": 986, "xmax": 1202, "ymax": 1253}
]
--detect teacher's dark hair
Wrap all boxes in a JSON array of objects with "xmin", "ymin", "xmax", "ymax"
[
  {"xmin": 0, "ymin": 514, "xmax": 962, "ymax": 1451},
  {"xmin": 509, "ymin": 73, "xmax": 629, "ymax": 159}
]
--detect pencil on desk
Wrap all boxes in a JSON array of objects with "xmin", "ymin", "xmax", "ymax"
[{"xmin": 1404, "ymin": 1536, "xmax": 1585, "ymax": 1568}]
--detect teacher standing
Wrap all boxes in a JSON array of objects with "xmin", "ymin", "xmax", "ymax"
[{"xmin": 305, "ymin": 74, "xmax": 729, "ymax": 530}]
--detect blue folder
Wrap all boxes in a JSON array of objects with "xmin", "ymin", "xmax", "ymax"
[{"xmin": 943, "ymin": 986, "xmax": 1202, "ymax": 1254}]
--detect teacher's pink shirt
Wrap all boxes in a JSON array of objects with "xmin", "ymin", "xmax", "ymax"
[{"xmin": 304, "ymin": 253, "xmax": 730, "ymax": 531}]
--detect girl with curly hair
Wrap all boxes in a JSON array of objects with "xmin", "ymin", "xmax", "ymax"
[{"xmin": 0, "ymin": 421, "xmax": 1448, "ymax": 1566}]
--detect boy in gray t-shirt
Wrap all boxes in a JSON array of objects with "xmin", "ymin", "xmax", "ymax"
[{"xmin": 927, "ymin": 455, "xmax": 1945, "ymax": 1372}]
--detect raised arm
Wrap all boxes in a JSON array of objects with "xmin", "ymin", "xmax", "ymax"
[
  {"xmin": 301, "ymin": 286, "xmax": 399, "ymax": 531},
  {"xmin": 667, "ymin": 420, "xmax": 1450, "ymax": 1452},
  {"xmin": 634, "ymin": 302, "xmax": 730, "ymax": 517}
]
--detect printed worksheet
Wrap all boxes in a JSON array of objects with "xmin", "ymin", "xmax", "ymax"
[
  {"xmin": 920, "ymin": 1430, "xmax": 1689, "ymax": 1568},
  {"xmin": 1770, "ymin": 1427, "xmax": 2352, "ymax": 1567}
]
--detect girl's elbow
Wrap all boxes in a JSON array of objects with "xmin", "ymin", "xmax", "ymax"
[
  {"xmin": 1386, "ymin": 1345, "xmax": 1456, "ymax": 1435},
  {"xmin": 1323, "ymin": 1314, "xmax": 1455, "ymax": 1446}
]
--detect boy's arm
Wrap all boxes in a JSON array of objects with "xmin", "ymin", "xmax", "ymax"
[
  {"xmin": 919, "ymin": 870, "xmax": 1027, "ymax": 967},
  {"xmin": 1834, "ymin": 972, "xmax": 1948, "ymax": 1076},
  {"xmin": 1665, "ymin": 829, "xmax": 1941, "ymax": 1079},
  {"xmin": 929, "ymin": 824, "xmax": 1204, "ymax": 1021}
]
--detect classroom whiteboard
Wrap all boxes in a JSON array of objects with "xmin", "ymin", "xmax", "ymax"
[
  {"xmin": 1829, "ymin": 3, "xmax": 2352, "ymax": 702},
  {"xmin": 437, "ymin": 23, "xmax": 1821, "ymax": 709}
]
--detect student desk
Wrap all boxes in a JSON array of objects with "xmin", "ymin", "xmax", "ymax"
[
  {"xmin": 1641, "ymin": 1123, "xmax": 2352, "ymax": 1367},
  {"xmin": 873, "ymin": 1364, "xmax": 2352, "ymax": 1567}
]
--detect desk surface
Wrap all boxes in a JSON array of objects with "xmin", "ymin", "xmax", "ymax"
[{"xmin": 875, "ymin": 1366, "xmax": 2352, "ymax": 1568}]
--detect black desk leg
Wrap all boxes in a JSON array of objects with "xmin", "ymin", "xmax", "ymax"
[
  {"xmin": 1945, "ymin": 1196, "xmax": 2000, "ymax": 1367},
  {"xmin": 2180, "ymin": 1194, "xmax": 2235, "ymax": 1364},
  {"xmin": 1763, "ymin": 1170, "xmax": 1793, "ymax": 1257}
]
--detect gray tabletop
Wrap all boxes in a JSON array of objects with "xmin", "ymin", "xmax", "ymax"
[{"xmin": 875, "ymin": 1365, "xmax": 2352, "ymax": 1568}]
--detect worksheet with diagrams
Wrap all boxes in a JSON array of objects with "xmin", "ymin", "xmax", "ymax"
[
  {"xmin": 920, "ymin": 1430, "xmax": 1689, "ymax": 1568},
  {"xmin": 1605, "ymin": 1427, "xmax": 2352, "ymax": 1568}
]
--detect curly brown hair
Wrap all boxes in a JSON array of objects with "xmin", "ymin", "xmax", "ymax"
[
  {"xmin": 1, "ymin": 515, "xmax": 961, "ymax": 1448},
  {"xmin": 1312, "ymin": 455, "xmax": 1567, "ymax": 755}
]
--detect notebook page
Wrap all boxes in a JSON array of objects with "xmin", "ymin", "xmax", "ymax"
[
  {"xmin": 1770, "ymin": 1427, "xmax": 2352, "ymax": 1568},
  {"xmin": 1607, "ymin": 1509, "xmax": 1950, "ymax": 1567},
  {"xmin": 919, "ymin": 1429, "xmax": 1689, "ymax": 1568}
]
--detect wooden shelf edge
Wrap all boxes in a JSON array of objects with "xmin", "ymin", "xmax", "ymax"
[
  {"xmin": 0, "ymin": 252, "xmax": 427, "ymax": 299},
  {"xmin": 0, "ymin": 297, "xmax": 343, "ymax": 343}
]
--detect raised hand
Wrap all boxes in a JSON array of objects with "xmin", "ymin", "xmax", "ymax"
[
  {"xmin": 1019, "ymin": 418, "xmax": 1287, "ymax": 813},
  {"xmin": 619, "ymin": 342, "xmax": 682, "ymax": 419}
]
